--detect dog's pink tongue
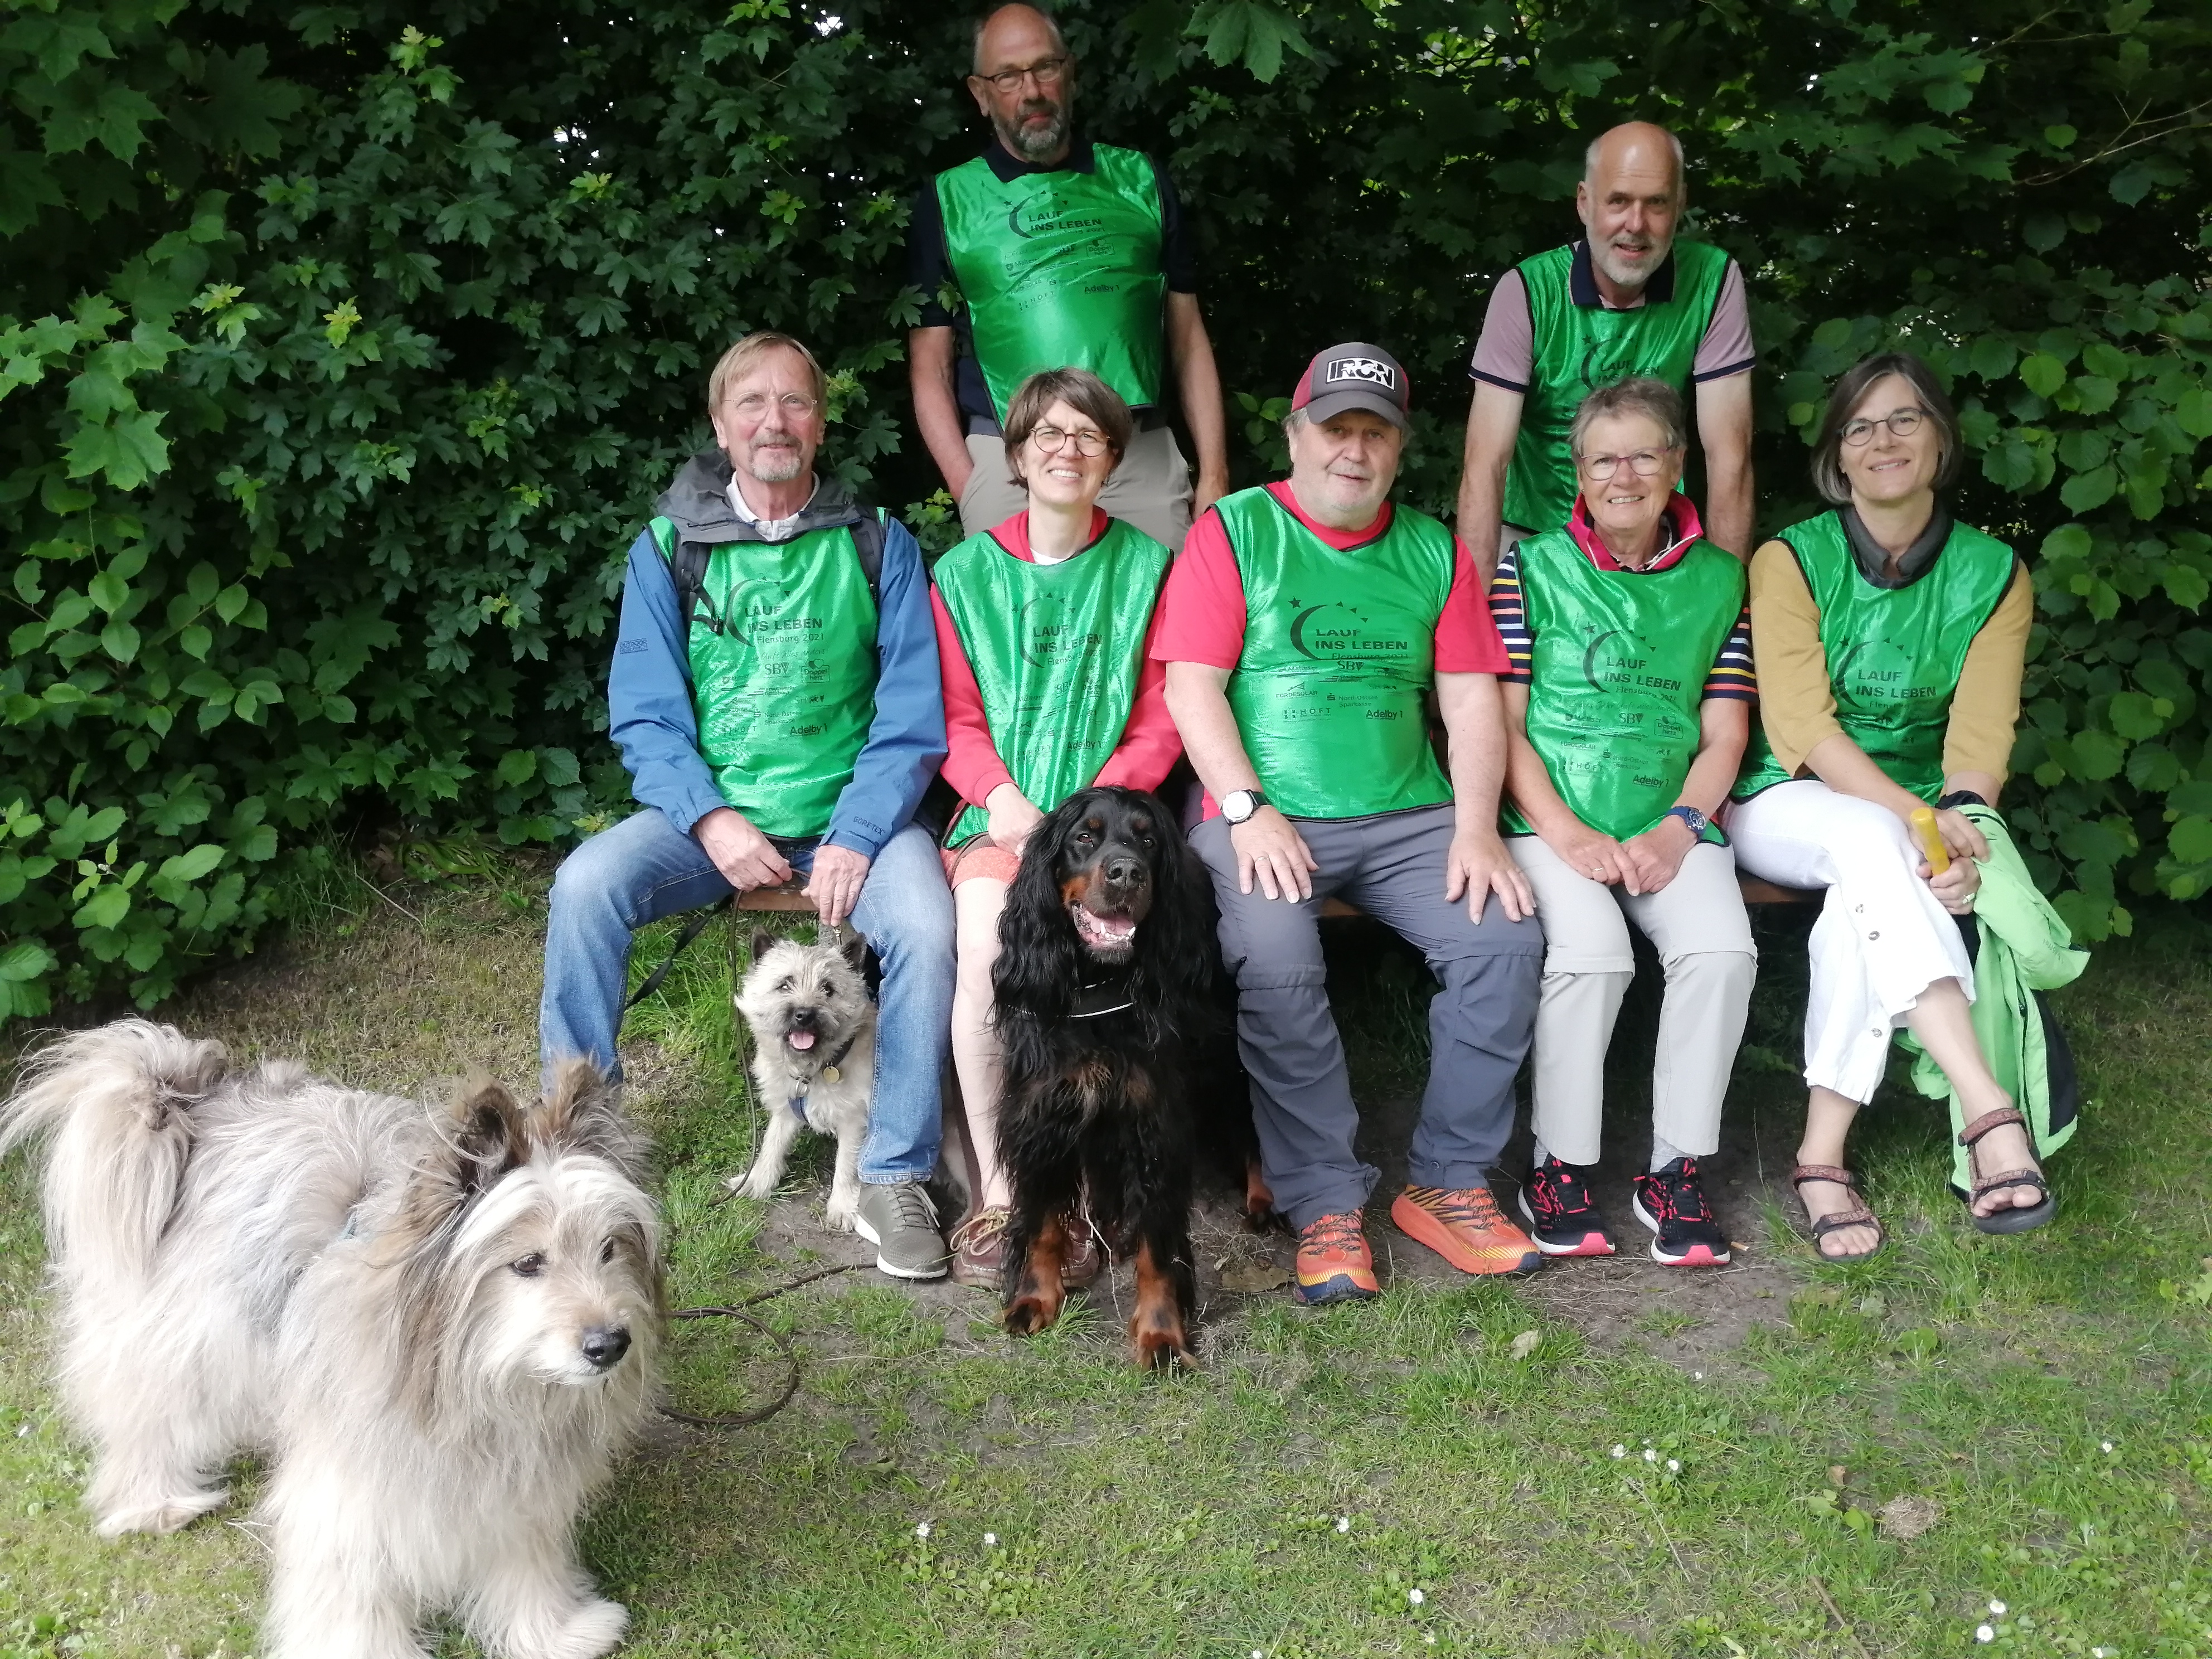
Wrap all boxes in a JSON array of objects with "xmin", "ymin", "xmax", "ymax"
[{"xmin": 787, "ymin": 1031, "xmax": 817, "ymax": 1051}]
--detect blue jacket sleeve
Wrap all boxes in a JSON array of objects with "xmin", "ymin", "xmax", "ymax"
[
  {"xmin": 824, "ymin": 518, "xmax": 947, "ymax": 858},
  {"xmin": 606, "ymin": 530, "xmax": 728, "ymax": 837}
]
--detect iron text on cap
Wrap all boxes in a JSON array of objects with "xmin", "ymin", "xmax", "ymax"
[{"xmin": 1325, "ymin": 356, "xmax": 1398, "ymax": 390}]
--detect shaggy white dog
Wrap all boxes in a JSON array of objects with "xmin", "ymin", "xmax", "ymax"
[{"xmin": 0, "ymin": 1020, "xmax": 663, "ymax": 1659}]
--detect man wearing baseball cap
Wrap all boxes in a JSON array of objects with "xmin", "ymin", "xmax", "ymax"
[{"xmin": 1155, "ymin": 342, "xmax": 1548, "ymax": 1304}]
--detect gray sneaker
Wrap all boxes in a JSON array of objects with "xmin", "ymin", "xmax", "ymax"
[{"xmin": 853, "ymin": 1181, "xmax": 950, "ymax": 1280}]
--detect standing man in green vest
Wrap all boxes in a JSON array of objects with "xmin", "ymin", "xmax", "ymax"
[
  {"xmin": 906, "ymin": 2, "xmax": 1230, "ymax": 552},
  {"xmin": 540, "ymin": 332, "xmax": 959, "ymax": 1282},
  {"xmin": 1455, "ymin": 122, "xmax": 1757, "ymax": 576},
  {"xmin": 1157, "ymin": 343, "xmax": 1548, "ymax": 1306}
]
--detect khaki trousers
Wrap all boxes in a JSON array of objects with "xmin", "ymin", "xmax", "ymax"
[
  {"xmin": 959, "ymin": 426, "xmax": 1195, "ymax": 552},
  {"xmin": 1510, "ymin": 835, "xmax": 1757, "ymax": 1166}
]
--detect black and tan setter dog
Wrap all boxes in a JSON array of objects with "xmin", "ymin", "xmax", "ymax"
[{"xmin": 991, "ymin": 785, "xmax": 1268, "ymax": 1369}]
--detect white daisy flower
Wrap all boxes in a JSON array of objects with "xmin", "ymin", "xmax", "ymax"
[
  {"xmin": 1336, "ymin": 1515, "xmax": 1351, "ymax": 1533},
  {"xmin": 1611, "ymin": 1444, "xmax": 1627, "ymax": 1458},
  {"xmin": 1975, "ymin": 1624, "xmax": 1995, "ymax": 1643},
  {"xmin": 1667, "ymin": 1459, "xmax": 1681, "ymax": 1472},
  {"xmin": 2101, "ymin": 1440, "xmax": 2114, "ymax": 1453},
  {"xmin": 1408, "ymin": 1588, "xmax": 1425, "ymax": 1605},
  {"xmin": 983, "ymin": 1532, "xmax": 998, "ymax": 1547},
  {"xmin": 1988, "ymin": 1600, "xmax": 2006, "ymax": 1616},
  {"xmin": 1643, "ymin": 1448, "xmax": 1658, "ymax": 1463},
  {"xmin": 914, "ymin": 1521, "xmax": 931, "ymax": 1539}
]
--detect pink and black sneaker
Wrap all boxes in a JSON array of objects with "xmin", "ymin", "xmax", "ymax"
[
  {"xmin": 1517, "ymin": 1157, "xmax": 1617, "ymax": 1258},
  {"xmin": 1632, "ymin": 1157, "xmax": 1731, "ymax": 1266}
]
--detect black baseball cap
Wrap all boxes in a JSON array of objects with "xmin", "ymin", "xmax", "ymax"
[{"xmin": 1289, "ymin": 342, "xmax": 1411, "ymax": 429}]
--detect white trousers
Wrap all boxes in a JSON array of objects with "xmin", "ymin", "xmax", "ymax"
[
  {"xmin": 1510, "ymin": 836, "xmax": 1757, "ymax": 1166},
  {"xmin": 1724, "ymin": 779, "xmax": 1973, "ymax": 1103}
]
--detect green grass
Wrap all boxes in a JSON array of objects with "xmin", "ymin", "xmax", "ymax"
[{"xmin": 2, "ymin": 865, "xmax": 2210, "ymax": 1658}]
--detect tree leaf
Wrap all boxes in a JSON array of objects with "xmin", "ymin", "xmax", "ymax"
[
  {"xmin": 2059, "ymin": 465, "xmax": 2117, "ymax": 512},
  {"xmin": 496, "ymin": 748, "xmax": 538, "ymax": 787}
]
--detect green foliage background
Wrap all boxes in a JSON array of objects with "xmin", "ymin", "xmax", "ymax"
[{"xmin": 2, "ymin": 0, "xmax": 2207, "ymax": 1013}]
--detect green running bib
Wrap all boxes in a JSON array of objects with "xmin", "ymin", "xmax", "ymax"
[
  {"xmin": 1219, "ymin": 488, "xmax": 1455, "ymax": 821},
  {"xmin": 1733, "ymin": 511, "xmax": 2017, "ymax": 804},
  {"xmin": 933, "ymin": 517, "xmax": 1171, "ymax": 847},
  {"xmin": 1504, "ymin": 240, "xmax": 1730, "ymax": 534},
  {"xmin": 1506, "ymin": 528, "xmax": 1743, "ymax": 842},
  {"xmin": 935, "ymin": 145, "xmax": 1167, "ymax": 422},
  {"xmin": 655, "ymin": 517, "xmax": 880, "ymax": 839}
]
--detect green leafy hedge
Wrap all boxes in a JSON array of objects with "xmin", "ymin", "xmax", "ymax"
[{"xmin": 2, "ymin": 0, "xmax": 2206, "ymax": 1016}]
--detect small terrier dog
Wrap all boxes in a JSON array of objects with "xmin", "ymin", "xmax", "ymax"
[
  {"xmin": 0, "ymin": 1020, "xmax": 662, "ymax": 1659},
  {"xmin": 730, "ymin": 927, "xmax": 876, "ymax": 1229}
]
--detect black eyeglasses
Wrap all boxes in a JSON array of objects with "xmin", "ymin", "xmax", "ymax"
[
  {"xmin": 1841, "ymin": 408, "xmax": 1926, "ymax": 445},
  {"xmin": 978, "ymin": 56, "xmax": 1069, "ymax": 94}
]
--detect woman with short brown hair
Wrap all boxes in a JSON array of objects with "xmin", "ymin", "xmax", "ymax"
[
  {"xmin": 1726, "ymin": 350, "xmax": 2054, "ymax": 1260},
  {"xmin": 929, "ymin": 366, "xmax": 1181, "ymax": 1287}
]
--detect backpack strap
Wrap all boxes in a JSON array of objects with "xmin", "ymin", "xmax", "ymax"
[{"xmin": 652, "ymin": 508, "xmax": 886, "ymax": 634}]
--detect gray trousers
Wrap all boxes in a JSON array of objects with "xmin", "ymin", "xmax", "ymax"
[
  {"xmin": 959, "ymin": 426, "xmax": 1195, "ymax": 552},
  {"xmin": 1192, "ymin": 805, "xmax": 1544, "ymax": 1229}
]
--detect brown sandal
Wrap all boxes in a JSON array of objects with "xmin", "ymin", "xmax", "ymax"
[
  {"xmin": 1956, "ymin": 1108, "xmax": 2056, "ymax": 1235},
  {"xmin": 1791, "ymin": 1165, "xmax": 1886, "ymax": 1262}
]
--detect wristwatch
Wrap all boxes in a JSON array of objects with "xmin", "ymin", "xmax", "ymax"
[
  {"xmin": 1662, "ymin": 805, "xmax": 1710, "ymax": 836},
  {"xmin": 1221, "ymin": 788, "xmax": 1269, "ymax": 824}
]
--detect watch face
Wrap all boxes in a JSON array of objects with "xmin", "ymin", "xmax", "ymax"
[{"xmin": 1225, "ymin": 790, "xmax": 1255, "ymax": 822}]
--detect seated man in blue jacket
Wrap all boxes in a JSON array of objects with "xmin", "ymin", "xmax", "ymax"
[{"xmin": 540, "ymin": 331, "xmax": 956, "ymax": 1279}]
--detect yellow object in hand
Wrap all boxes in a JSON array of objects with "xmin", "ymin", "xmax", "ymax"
[{"xmin": 1909, "ymin": 806, "xmax": 1949, "ymax": 875}]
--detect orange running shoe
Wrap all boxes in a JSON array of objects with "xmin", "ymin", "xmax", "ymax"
[
  {"xmin": 1391, "ymin": 1185, "xmax": 1544, "ymax": 1277},
  {"xmin": 1293, "ymin": 1210, "xmax": 1380, "ymax": 1305}
]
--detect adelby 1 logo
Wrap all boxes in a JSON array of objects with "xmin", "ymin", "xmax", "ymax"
[{"xmin": 1325, "ymin": 357, "xmax": 1397, "ymax": 390}]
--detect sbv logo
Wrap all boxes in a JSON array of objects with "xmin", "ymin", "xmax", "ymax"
[{"xmin": 1325, "ymin": 357, "xmax": 1396, "ymax": 390}]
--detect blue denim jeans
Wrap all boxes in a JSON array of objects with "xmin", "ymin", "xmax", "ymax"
[{"xmin": 538, "ymin": 808, "xmax": 953, "ymax": 1185}]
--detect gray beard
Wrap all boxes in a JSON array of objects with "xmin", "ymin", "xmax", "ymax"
[
  {"xmin": 1592, "ymin": 237, "xmax": 1668, "ymax": 293},
  {"xmin": 1000, "ymin": 104, "xmax": 1068, "ymax": 163},
  {"xmin": 747, "ymin": 444, "xmax": 804, "ymax": 483}
]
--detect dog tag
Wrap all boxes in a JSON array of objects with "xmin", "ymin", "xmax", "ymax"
[{"xmin": 821, "ymin": 1065, "xmax": 841, "ymax": 1084}]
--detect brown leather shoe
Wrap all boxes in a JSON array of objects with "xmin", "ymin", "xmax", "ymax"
[
  {"xmin": 948, "ymin": 1205, "xmax": 1010, "ymax": 1289},
  {"xmin": 1059, "ymin": 1211, "xmax": 1104, "ymax": 1288}
]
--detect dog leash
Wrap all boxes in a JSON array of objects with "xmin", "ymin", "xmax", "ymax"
[
  {"xmin": 622, "ymin": 897, "xmax": 734, "ymax": 1012},
  {"xmin": 663, "ymin": 1262, "xmax": 864, "ymax": 1429}
]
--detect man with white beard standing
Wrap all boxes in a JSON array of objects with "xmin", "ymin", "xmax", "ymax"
[
  {"xmin": 1454, "ymin": 122, "xmax": 1757, "ymax": 576},
  {"xmin": 906, "ymin": 2, "xmax": 1229, "ymax": 550},
  {"xmin": 1156, "ymin": 343, "xmax": 1548, "ymax": 1306}
]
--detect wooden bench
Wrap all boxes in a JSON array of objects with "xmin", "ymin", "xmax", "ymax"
[{"xmin": 743, "ymin": 879, "xmax": 1818, "ymax": 921}]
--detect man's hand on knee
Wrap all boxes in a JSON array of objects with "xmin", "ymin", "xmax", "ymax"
[
  {"xmin": 1445, "ymin": 827, "xmax": 1535, "ymax": 925},
  {"xmin": 1231, "ymin": 807, "xmax": 1318, "ymax": 901},
  {"xmin": 807, "ymin": 843, "xmax": 871, "ymax": 928},
  {"xmin": 693, "ymin": 807, "xmax": 794, "ymax": 894}
]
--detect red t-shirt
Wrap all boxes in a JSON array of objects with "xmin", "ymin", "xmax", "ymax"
[
  {"xmin": 1149, "ymin": 481, "xmax": 1510, "ymax": 671},
  {"xmin": 931, "ymin": 508, "xmax": 1182, "ymax": 811},
  {"xmin": 1149, "ymin": 482, "xmax": 1509, "ymax": 818}
]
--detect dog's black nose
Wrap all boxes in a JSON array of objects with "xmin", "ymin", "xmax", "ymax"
[
  {"xmin": 789, "ymin": 1006, "xmax": 818, "ymax": 1028},
  {"xmin": 580, "ymin": 1325, "xmax": 631, "ymax": 1369},
  {"xmin": 1103, "ymin": 853, "xmax": 1144, "ymax": 887}
]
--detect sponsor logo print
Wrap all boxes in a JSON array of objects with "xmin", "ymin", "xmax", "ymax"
[{"xmin": 1324, "ymin": 356, "xmax": 1397, "ymax": 391}]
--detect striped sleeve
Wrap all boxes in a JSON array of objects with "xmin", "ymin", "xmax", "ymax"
[
  {"xmin": 1486, "ymin": 539, "xmax": 1532, "ymax": 684},
  {"xmin": 1702, "ymin": 604, "xmax": 1756, "ymax": 701}
]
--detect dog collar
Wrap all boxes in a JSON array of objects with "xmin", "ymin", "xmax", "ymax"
[
  {"xmin": 785, "ymin": 1031, "xmax": 860, "ymax": 1126},
  {"xmin": 1068, "ymin": 974, "xmax": 1136, "ymax": 1020}
]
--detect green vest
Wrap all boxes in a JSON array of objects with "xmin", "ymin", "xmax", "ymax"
[
  {"xmin": 1506, "ymin": 528, "xmax": 1743, "ymax": 842},
  {"xmin": 654, "ymin": 516, "xmax": 880, "ymax": 839},
  {"xmin": 933, "ymin": 517, "xmax": 1171, "ymax": 847},
  {"xmin": 1504, "ymin": 240, "xmax": 1731, "ymax": 533},
  {"xmin": 1220, "ymin": 487, "xmax": 1456, "ymax": 821},
  {"xmin": 1734, "ymin": 511, "xmax": 2017, "ymax": 804},
  {"xmin": 935, "ymin": 145, "xmax": 1167, "ymax": 421}
]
